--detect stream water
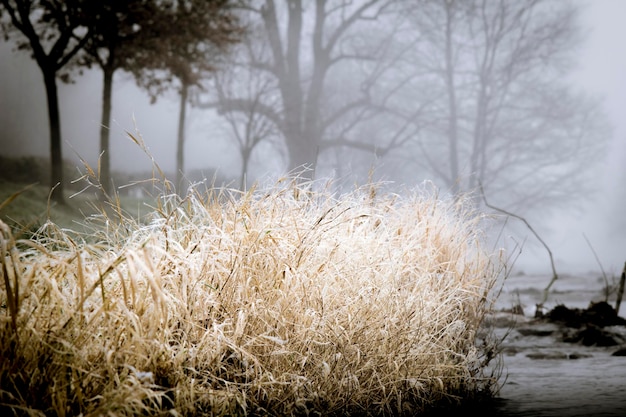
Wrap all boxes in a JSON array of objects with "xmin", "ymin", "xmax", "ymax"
[{"xmin": 484, "ymin": 272, "xmax": 626, "ymax": 416}]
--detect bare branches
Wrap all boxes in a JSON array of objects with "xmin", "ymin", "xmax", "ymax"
[
  {"xmin": 210, "ymin": 0, "xmax": 405, "ymax": 179},
  {"xmin": 205, "ymin": 0, "xmax": 605, "ymax": 205},
  {"xmin": 216, "ymin": 97, "xmax": 283, "ymax": 129},
  {"xmin": 324, "ymin": 0, "xmax": 383, "ymax": 54},
  {"xmin": 480, "ymin": 182, "xmax": 558, "ymax": 312},
  {"xmin": 389, "ymin": 0, "xmax": 607, "ymax": 213}
]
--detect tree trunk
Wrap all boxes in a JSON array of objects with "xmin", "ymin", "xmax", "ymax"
[
  {"xmin": 240, "ymin": 146, "xmax": 250, "ymax": 190},
  {"xmin": 100, "ymin": 63, "xmax": 114, "ymax": 196},
  {"xmin": 444, "ymin": 2, "xmax": 460, "ymax": 195},
  {"xmin": 285, "ymin": 128, "xmax": 318, "ymax": 179},
  {"xmin": 176, "ymin": 82, "xmax": 189, "ymax": 195},
  {"xmin": 468, "ymin": 83, "xmax": 488, "ymax": 192},
  {"xmin": 263, "ymin": 0, "xmax": 315, "ymax": 178},
  {"xmin": 42, "ymin": 69, "xmax": 65, "ymax": 205}
]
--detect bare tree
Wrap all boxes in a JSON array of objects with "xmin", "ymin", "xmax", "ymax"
[
  {"xmin": 390, "ymin": 0, "xmax": 609, "ymax": 211},
  {"xmin": 0, "ymin": 0, "xmax": 93, "ymax": 204},
  {"xmin": 206, "ymin": 0, "xmax": 409, "ymax": 181},
  {"xmin": 214, "ymin": 60, "xmax": 281, "ymax": 189}
]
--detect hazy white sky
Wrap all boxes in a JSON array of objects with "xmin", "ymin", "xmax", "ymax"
[
  {"xmin": 536, "ymin": 0, "xmax": 626, "ymax": 274},
  {"xmin": 574, "ymin": 0, "xmax": 626, "ymax": 171}
]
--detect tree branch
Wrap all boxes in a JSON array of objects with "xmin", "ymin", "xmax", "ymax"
[
  {"xmin": 479, "ymin": 182, "xmax": 558, "ymax": 314},
  {"xmin": 214, "ymin": 97, "xmax": 283, "ymax": 130}
]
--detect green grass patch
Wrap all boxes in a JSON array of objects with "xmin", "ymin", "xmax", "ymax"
[
  {"xmin": 0, "ymin": 179, "xmax": 155, "ymax": 238},
  {"xmin": 0, "ymin": 179, "xmax": 91, "ymax": 234}
]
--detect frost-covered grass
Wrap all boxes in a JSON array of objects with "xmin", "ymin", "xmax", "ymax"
[{"xmin": 0, "ymin": 177, "xmax": 504, "ymax": 416}]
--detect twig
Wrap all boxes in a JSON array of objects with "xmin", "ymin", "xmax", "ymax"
[
  {"xmin": 479, "ymin": 183, "xmax": 558, "ymax": 313},
  {"xmin": 583, "ymin": 233, "xmax": 609, "ymax": 301},
  {"xmin": 616, "ymin": 262, "xmax": 626, "ymax": 315}
]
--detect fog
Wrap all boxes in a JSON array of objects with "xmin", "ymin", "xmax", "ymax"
[
  {"xmin": 539, "ymin": 0, "xmax": 626, "ymax": 276},
  {"xmin": 0, "ymin": 0, "xmax": 625, "ymax": 276},
  {"xmin": 0, "ymin": 47, "xmax": 241, "ymax": 177}
]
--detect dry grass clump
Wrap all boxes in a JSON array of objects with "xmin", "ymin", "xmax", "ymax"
[{"xmin": 1, "ymin": 178, "xmax": 503, "ymax": 416}]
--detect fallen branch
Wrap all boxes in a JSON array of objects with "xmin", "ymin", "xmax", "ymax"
[{"xmin": 479, "ymin": 183, "xmax": 558, "ymax": 315}]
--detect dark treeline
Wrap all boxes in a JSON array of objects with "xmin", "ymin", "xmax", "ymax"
[{"xmin": 1, "ymin": 0, "xmax": 241, "ymax": 202}]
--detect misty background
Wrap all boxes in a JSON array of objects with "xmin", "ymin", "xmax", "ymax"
[{"xmin": 0, "ymin": 0, "xmax": 624, "ymax": 276}]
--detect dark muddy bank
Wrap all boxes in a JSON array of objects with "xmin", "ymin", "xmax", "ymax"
[{"xmin": 484, "ymin": 272, "xmax": 626, "ymax": 416}]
